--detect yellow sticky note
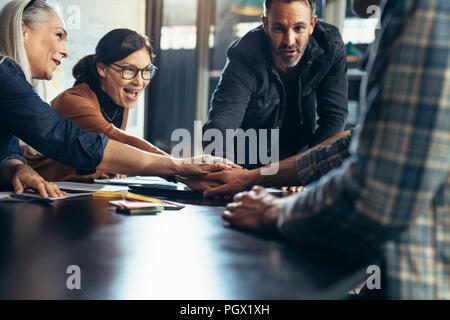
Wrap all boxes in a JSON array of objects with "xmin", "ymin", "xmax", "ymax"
[{"xmin": 92, "ymin": 191, "xmax": 162, "ymax": 204}]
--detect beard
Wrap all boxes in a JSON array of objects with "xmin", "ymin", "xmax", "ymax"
[{"xmin": 272, "ymin": 39, "xmax": 309, "ymax": 69}]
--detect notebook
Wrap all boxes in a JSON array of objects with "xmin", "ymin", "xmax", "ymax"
[{"xmin": 128, "ymin": 184, "xmax": 203, "ymax": 199}]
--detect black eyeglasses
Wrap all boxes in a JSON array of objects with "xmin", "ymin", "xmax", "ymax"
[{"xmin": 110, "ymin": 63, "xmax": 157, "ymax": 81}]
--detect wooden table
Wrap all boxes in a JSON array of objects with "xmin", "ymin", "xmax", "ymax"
[{"xmin": 0, "ymin": 195, "xmax": 374, "ymax": 299}]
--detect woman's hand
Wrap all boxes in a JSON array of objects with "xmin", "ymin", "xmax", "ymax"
[
  {"xmin": 176, "ymin": 155, "xmax": 239, "ymax": 178},
  {"xmin": 13, "ymin": 164, "xmax": 65, "ymax": 198}
]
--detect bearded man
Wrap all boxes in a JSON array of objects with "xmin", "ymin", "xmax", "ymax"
[{"xmin": 203, "ymin": 0, "xmax": 348, "ymax": 168}]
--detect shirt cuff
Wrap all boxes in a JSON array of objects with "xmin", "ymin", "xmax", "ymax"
[
  {"xmin": 294, "ymin": 150, "xmax": 316, "ymax": 185},
  {"xmin": 0, "ymin": 154, "xmax": 27, "ymax": 167},
  {"xmin": 76, "ymin": 134, "xmax": 109, "ymax": 175}
]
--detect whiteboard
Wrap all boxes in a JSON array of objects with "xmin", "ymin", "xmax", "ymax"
[{"xmin": 0, "ymin": 0, "xmax": 147, "ymax": 139}]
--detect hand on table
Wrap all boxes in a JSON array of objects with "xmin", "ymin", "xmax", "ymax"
[
  {"xmin": 222, "ymin": 186, "xmax": 286, "ymax": 232},
  {"xmin": 13, "ymin": 164, "xmax": 65, "ymax": 198}
]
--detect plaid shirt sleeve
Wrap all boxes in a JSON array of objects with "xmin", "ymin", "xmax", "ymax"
[
  {"xmin": 277, "ymin": 0, "xmax": 450, "ymax": 254},
  {"xmin": 294, "ymin": 129, "xmax": 353, "ymax": 186}
]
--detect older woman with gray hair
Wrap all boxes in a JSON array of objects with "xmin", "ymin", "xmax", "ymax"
[{"xmin": 0, "ymin": 0, "xmax": 231, "ymax": 197}]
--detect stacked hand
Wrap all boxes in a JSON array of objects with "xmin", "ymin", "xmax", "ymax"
[
  {"xmin": 201, "ymin": 167, "xmax": 305, "ymax": 197},
  {"xmin": 172, "ymin": 155, "xmax": 242, "ymax": 191},
  {"xmin": 176, "ymin": 155, "xmax": 240, "ymax": 178},
  {"xmin": 201, "ymin": 166, "xmax": 253, "ymax": 197}
]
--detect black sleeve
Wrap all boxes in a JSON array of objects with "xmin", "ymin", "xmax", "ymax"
[
  {"xmin": 310, "ymin": 39, "xmax": 348, "ymax": 146},
  {"xmin": 202, "ymin": 57, "xmax": 255, "ymax": 160}
]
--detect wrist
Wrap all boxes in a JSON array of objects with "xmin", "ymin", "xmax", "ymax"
[
  {"xmin": 246, "ymin": 168, "xmax": 260, "ymax": 187},
  {"xmin": 0, "ymin": 160, "xmax": 25, "ymax": 184},
  {"xmin": 170, "ymin": 158, "xmax": 184, "ymax": 175},
  {"xmin": 15, "ymin": 163, "xmax": 28, "ymax": 170},
  {"xmin": 261, "ymin": 199, "xmax": 284, "ymax": 232},
  {"xmin": 1, "ymin": 158, "xmax": 25, "ymax": 169},
  {"xmin": 12, "ymin": 162, "xmax": 28, "ymax": 177}
]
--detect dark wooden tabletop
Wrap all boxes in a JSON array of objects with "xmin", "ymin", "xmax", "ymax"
[{"xmin": 0, "ymin": 195, "xmax": 374, "ymax": 300}]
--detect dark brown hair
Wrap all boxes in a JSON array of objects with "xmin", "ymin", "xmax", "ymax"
[{"xmin": 73, "ymin": 28, "xmax": 153, "ymax": 86}]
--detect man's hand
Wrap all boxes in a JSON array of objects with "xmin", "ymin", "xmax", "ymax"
[
  {"xmin": 222, "ymin": 186, "xmax": 286, "ymax": 232},
  {"xmin": 176, "ymin": 176, "xmax": 222, "ymax": 191},
  {"xmin": 13, "ymin": 164, "xmax": 65, "ymax": 198},
  {"xmin": 202, "ymin": 167, "xmax": 256, "ymax": 198}
]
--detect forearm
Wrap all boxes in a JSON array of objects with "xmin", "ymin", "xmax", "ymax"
[
  {"xmin": 141, "ymin": 142, "xmax": 168, "ymax": 156},
  {"xmin": 247, "ymin": 131, "xmax": 352, "ymax": 188},
  {"xmin": 249, "ymin": 154, "xmax": 300, "ymax": 187},
  {"xmin": 123, "ymin": 136, "xmax": 169, "ymax": 156},
  {"xmin": 111, "ymin": 130, "xmax": 169, "ymax": 156},
  {"xmin": 0, "ymin": 159, "xmax": 24, "ymax": 185},
  {"xmin": 97, "ymin": 140, "xmax": 180, "ymax": 177}
]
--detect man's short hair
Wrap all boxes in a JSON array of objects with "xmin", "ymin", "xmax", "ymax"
[{"xmin": 263, "ymin": 0, "xmax": 316, "ymax": 18}]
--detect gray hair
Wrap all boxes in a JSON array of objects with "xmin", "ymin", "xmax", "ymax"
[{"xmin": 0, "ymin": 0, "xmax": 56, "ymax": 82}]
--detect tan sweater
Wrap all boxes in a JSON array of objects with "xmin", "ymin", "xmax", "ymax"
[{"xmin": 24, "ymin": 83, "xmax": 164, "ymax": 181}]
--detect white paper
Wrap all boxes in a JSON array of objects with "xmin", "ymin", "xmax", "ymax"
[
  {"xmin": 55, "ymin": 181, "xmax": 128, "ymax": 192},
  {"xmin": 94, "ymin": 176, "xmax": 173, "ymax": 186},
  {"xmin": 0, "ymin": 182, "xmax": 128, "ymax": 202},
  {"xmin": 0, "ymin": 191, "xmax": 90, "ymax": 201}
]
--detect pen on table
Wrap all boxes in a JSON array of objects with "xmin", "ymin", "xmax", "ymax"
[
  {"xmin": 10, "ymin": 194, "xmax": 55, "ymax": 203},
  {"xmin": 161, "ymin": 199, "xmax": 185, "ymax": 209}
]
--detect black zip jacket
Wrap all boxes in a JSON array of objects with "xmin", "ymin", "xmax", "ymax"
[{"xmin": 203, "ymin": 22, "xmax": 348, "ymax": 168}]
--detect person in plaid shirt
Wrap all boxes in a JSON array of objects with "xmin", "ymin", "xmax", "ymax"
[{"xmin": 207, "ymin": 0, "xmax": 450, "ymax": 299}]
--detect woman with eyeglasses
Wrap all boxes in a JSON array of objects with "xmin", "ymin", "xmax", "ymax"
[
  {"xmin": 24, "ymin": 28, "xmax": 172, "ymax": 182},
  {"xmin": 0, "ymin": 0, "xmax": 229, "ymax": 197}
]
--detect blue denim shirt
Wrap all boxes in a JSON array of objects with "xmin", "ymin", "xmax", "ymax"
[{"xmin": 0, "ymin": 57, "xmax": 108, "ymax": 174}]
